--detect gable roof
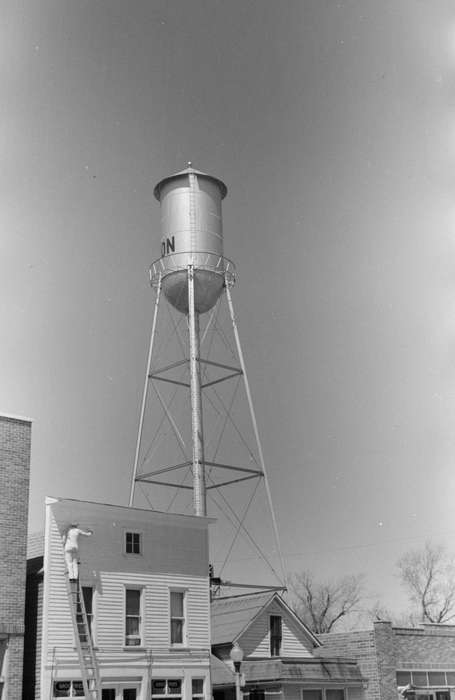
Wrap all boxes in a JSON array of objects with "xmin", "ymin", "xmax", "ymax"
[
  {"xmin": 210, "ymin": 654, "xmax": 236, "ymax": 685},
  {"xmin": 211, "ymin": 591, "xmax": 320, "ymax": 648},
  {"xmin": 27, "ymin": 531, "xmax": 44, "ymax": 559}
]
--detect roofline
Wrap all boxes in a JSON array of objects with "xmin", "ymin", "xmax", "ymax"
[
  {"xmin": 0, "ymin": 412, "xmax": 33, "ymax": 423},
  {"xmin": 271, "ymin": 595, "xmax": 322, "ymax": 648},
  {"xmin": 228, "ymin": 592, "xmax": 321, "ymax": 649},
  {"xmin": 230, "ymin": 591, "xmax": 276, "ymax": 644},
  {"xmin": 46, "ymin": 496, "xmax": 216, "ymax": 526},
  {"xmin": 215, "ymin": 589, "xmax": 286, "ymax": 601},
  {"xmin": 213, "ymin": 657, "xmax": 367, "ymax": 687},
  {"xmin": 239, "ymin": 656, "xmax": 363, "ymax": 666},
  {"xmin": 153, "ymin": 166, "xmax": 228, "ymax": 201}
]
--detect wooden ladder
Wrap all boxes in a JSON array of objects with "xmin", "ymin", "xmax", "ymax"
[{"xmin": 66, "ymin": 577, "xmax": 101, "ymax": 700}]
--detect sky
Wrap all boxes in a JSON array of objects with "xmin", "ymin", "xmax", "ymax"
[{"xmin": 2, "ymin": 0, "xmax": 455, "ymax": 622}]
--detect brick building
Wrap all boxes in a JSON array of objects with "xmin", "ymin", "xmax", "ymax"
[
  {"xmin": 319, "ymin": 620, "xmax": 455, "ymax": 700},
  {"xmin": 0, "ymin": 414, "xmax": 32, "ymax": 700}
]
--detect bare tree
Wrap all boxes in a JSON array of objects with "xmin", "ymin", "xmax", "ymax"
[
  {"xmin": 363, "ymin": 601, "xmax": 417, "ymax": 628},
  {"xmin": 289, "ymin": 570, "xmax": 365, "ymax": 633},
  {"xmin": 397, "ymin": 542, "xmax": 455, "ymax": 623}
]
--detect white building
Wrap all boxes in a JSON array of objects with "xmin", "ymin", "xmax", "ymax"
[{"xmin": 25, "ymin": 497, "xmax": 213, "ymax": 700}]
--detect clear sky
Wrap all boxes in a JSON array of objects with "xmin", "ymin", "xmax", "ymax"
[{"xmin": 2, "ymin": 0, "xmax": 454, "ymax": 620}]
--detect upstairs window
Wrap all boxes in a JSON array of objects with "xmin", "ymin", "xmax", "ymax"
[
  {"xmin": 125, "ymin": 588, "xmax": 142, "ymax": 646},
  {"xmin": 270, "ymin": 615, "xmax": 282, "ymax": 656},
  {"xmin": 82, "ymin": 586, "xmax": 93, "ymax": 638},
  {"xmin": 170, "ymin": 590, "xmax": 186, "ymax": 645},
  {"xmin": 125, "ymin": 531, "xmax": 142, "ymax": 554}
]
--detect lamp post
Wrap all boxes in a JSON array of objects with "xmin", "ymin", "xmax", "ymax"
[{"xmin": 230, "ymin": 642, "xmax": 244, "ymax": 700}]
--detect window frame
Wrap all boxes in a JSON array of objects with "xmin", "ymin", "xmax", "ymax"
[
  {"xmin": 269, "ymin": 614, "xmax": 282, "ymax": 657},
  {"xmin": 124, "ymin": 530, "xmax": 143, "ymax": 556},
  {"xmin": 169, "ymin": 588, "xmax": 187, "ymax": 646},
  {"xmin": 396, "ymin": 670, "xmax": 455, "ymax": 690},
  {"xmin": 301, "ymin": 689, "xmax": 323, "ymax": 700},
  {"xmin": 192, "ymin": 678, "xmax": 205, "ymax": 700},
  {"xmin": 81, "ymin": 585, "xmax": 95, "ymax": 643},
  {"xmin": 326, "ymin": 690, "xmax": 346, "ymax": 700},
  {"xmin": 124, "ymin": 586, "xmax": 144, "ymax": 648},
  {"xmin": 301, "ymin": 690, "xmax": 346, "ymax": 700},
  {"xmin": 151, "ymin": 678, "xmax": 183, "ymax": 700},
  {"xmin": 53, "ymin": 680, "xmax": 85, "ymax": 697}
]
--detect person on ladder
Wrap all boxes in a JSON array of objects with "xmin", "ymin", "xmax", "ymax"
[{"xmin": 63, "ymin": 523, "xmax": 93, "ymax": 580}]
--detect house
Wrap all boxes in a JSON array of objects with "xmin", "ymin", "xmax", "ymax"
[
  {"xmin": 319, "ymin": 620, "xmax": 455, "ymax": 700},
  {"xmin": 210, "ymin": 591, "xmax": 367, "ymax": 700},
  {"xmin": 23, "ymin": 496, "xmax": 214, "ymax": 700},
  {"xmin": 0, "ymin": 414, "xmax": 32, "ymax": 700}
]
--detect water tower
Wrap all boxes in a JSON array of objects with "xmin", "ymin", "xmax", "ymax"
[{"xmin": 129, "ymin": 164, "xmax": 285, "ymax": 588}]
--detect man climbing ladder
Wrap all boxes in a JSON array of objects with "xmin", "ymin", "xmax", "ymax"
[
  {"xmin": 62, "ymin": 522, "xmax": 101, "ymax": 699},
  {"xmin": 63, "ymin": 523, "xmax": 93, "ymax": 580}
]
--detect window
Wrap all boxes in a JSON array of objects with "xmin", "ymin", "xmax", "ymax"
[
  {"xmin": 152, "ymin": 679, "xmax": 182, "ymax": 700},
  {"xmin": 102, "ymin": 688, "xmax": 138, "ymax": 700},
  {"xmin": 397, "ymin": 673, "xmax": 412, "ymax": 687},
  {"xmin": 397, "ymin": 670, "xmax": 455, "ymax": 700},
  {"xmin": 326, "ymin": 691, "xmax": 345, "ymax": 700},
  {"xmin": 428, "ymin": 674, "xmax": 446, "ymax": 687},
  {"xmin": 53, "ymin": 681, "xmax": 84, "ymax": 697},
  {"xmin": 396, "ymin": 671, "xmax": 455, "ymax": 690},
  {"xmin": 125, "ymin": 589, "xmax": 142, "ymax": 646},
  {"xmin": 125, "ymin": 531, "xmax": 141, "ymax": 555},
  {"xmin": 270, "ymin": 615, "xmax": 282, "ymax": 656},
  {"xmin": 413, "ymin": 674, "xmax": 428, "ymax": 687},
  {"xmin": 54, "ymin": 682, "xmax": 71, "ymax": 698},
  {"xmin": 249, "ymin": 690, "xmax": 265, "ymax": 700},
  {"xmin": 82, "ymin": 586, "xmax": 93, "ymax": 637},
  {"xmin": 302, "ymin": 691, "xmax": 322, "ymax": 700},
  {"xmin": 123, "ymin": 691, "xmax": 137, "ymax": 700},
  {"xmin": 192, "ymin": 679, "xmax": 205, "ymax": 700},
  {"xmin": 170, "ymin": 591, "xmax": 185, "ymax": 644}
]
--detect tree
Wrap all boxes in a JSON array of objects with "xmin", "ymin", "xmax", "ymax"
[
  {"xmin": 397, "ymin": 542, "xmax": 455, "ymax": 623},
  {"xmin": 289, "ymin": 570, "xmax": 365, "ymax": 633}
]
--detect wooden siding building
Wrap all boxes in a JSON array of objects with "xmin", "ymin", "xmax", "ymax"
[{"xmin": 24, "ymin": 497, "xmax": 213, "ymax": 700}]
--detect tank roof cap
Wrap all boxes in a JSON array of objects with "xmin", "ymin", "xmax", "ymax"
[{"xmin": 153, "ymin": 164, "xmax": 228, "ymax": 201}]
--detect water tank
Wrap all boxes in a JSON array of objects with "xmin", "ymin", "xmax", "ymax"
[{"xmin": 152, "ymin": 165, "xmax": 232, "ymax": 314}]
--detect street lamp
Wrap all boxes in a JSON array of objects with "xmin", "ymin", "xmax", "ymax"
[{"xmin": 230, "ymin": 642, "xmax": 244, "ymax": 700}]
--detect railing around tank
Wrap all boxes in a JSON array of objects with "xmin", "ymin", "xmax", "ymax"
[{"xmin": 149, "ymin": 252, "xmax": 236, "ymax": 289}]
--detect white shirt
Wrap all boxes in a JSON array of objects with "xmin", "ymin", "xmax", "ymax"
[{"xmin": 64, "ymin": 527, "xmax": 92, "ymax": 551}]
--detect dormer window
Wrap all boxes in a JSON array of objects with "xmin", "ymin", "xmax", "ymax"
[{"xmin": 270, "ymin": 615, "xmax": 282, "ymax": 656}]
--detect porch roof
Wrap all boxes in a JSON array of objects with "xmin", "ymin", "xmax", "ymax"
[{"xmin": 211, "ymin": 657, "xmax": 365, "ymax": 687}]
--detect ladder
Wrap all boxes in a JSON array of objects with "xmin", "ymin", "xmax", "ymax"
[{"xmin": 66, "ymin": 577, "xmax": 101, "ymax": 700}]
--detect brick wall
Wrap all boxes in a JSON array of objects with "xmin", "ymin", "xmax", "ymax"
[
  {"xmin": 318, "ymin": 630, "xmax": 379, "ymax": 700},
  {"xmin": 393, "ymin": 625, "xmax": 455, "ymax": 668},
  {"xmin": 23, "ymin": 558, "xmax": 43, "ymax": 700},
  {"xmin": 0, "ymin": 415, "xmax": 32, "ymax": 700},
  {"xmin": 374, "ymin": 622, "xmax": 396, "ymax": 700},
  {"xmin": 320, "ymin": 621, "xmax": 455, "ymax": 700}
]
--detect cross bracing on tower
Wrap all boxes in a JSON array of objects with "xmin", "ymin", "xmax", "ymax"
[{"xmin": 129, "ymin": 165, "xmax": 287, "ymax": 593}]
